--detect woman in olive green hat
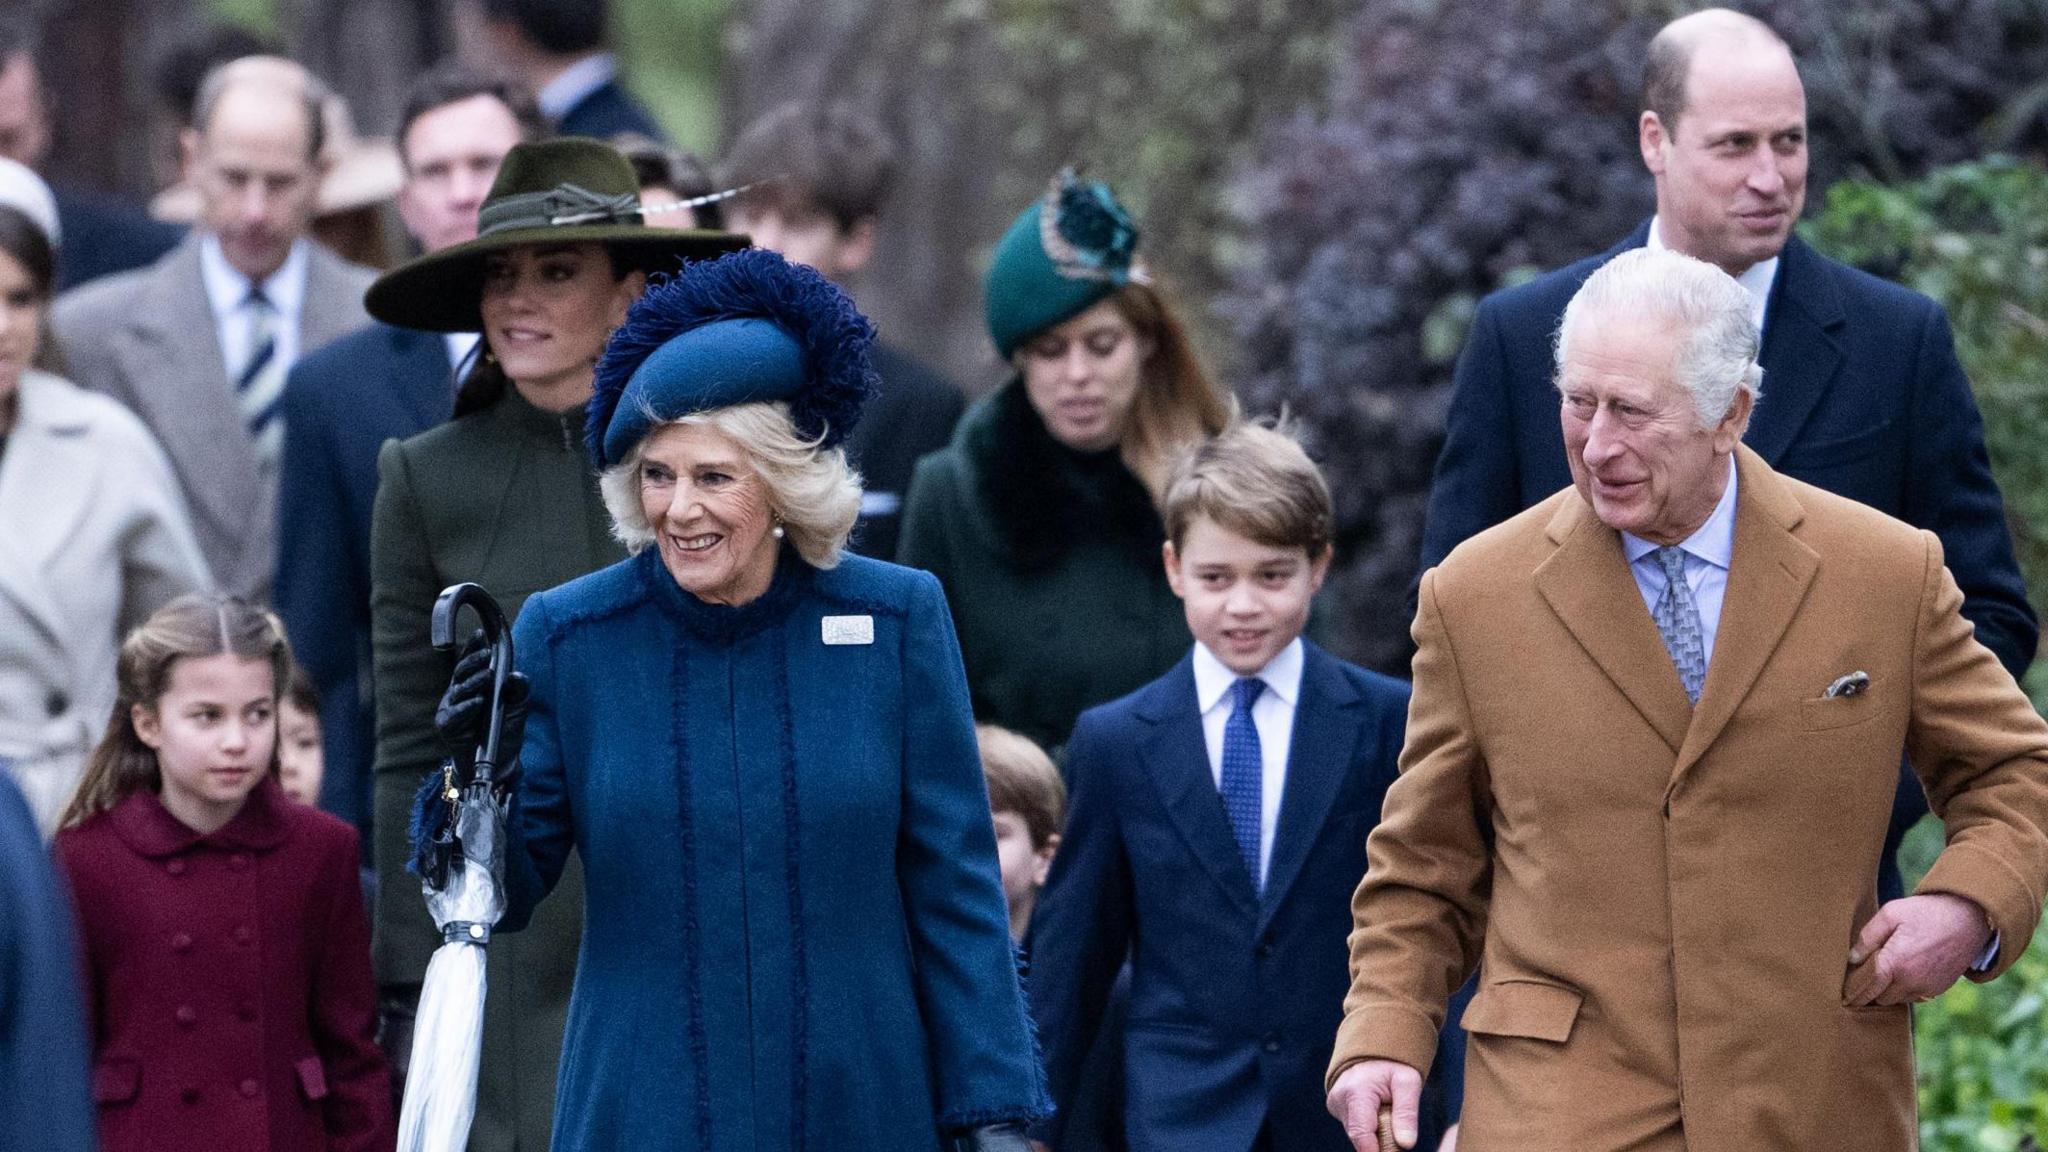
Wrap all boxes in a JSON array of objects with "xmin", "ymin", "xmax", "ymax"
[
  {"xmin": 899, "ymin": 170, "xmax": 1230, "ymax": 752},
  {"xmin": 363, "ymin": 136, "xmax": 744, "ymax": 1152}
]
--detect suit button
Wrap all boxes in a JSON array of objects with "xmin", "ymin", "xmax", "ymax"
[
  {"xmin": 229, "ymin": 853, "xmax": 250, "ymax": 871},
  {"xmin": 44, "ymin": 689, "xmax": 66, "ymax": 717},
  {"xmin": 165, "ymin": 859, "xmax": 187, "ymax": 876},
  {"xmin": 175, "ymin": 1005, "xmax": 197, "ymax": 1027},
  {"xmin": 1262, "ymin": 1033, "xmax": 1282, "ymax": 1053},
  {"xmin": 233, "ymin": 925, "xmax": 254, "ymax": 945},
  {"xmin": 1256, "ymin": 938, "xmax": 1276, "ymax": 958},
  {"xmin": 239, "ymin": 1079, "xmax": 260, "ymax": 1098},
  {"xmin": 171, "ymin": 932, "xmax": 193, "ymax": 952},
  {"xmin": 181, "ymin": 1087, "xmax": 201, "ymax": 1106}
]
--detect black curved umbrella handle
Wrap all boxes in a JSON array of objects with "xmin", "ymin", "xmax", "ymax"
[{"xmin": 430, "ymin": 583, "xmax": 514, "ymax": 786}]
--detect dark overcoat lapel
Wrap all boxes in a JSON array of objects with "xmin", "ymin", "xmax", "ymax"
[
  {"xmin": 1259, "ymin": 643, "xmax": 1363, "ymax": 931},
  {"xmin": 1135, "ymin": 656, "xmax": 1260, "ymax": 916},
  {"xmin": 1748, "ymin": 235, "xmax": 1848, "ymax": 466}
]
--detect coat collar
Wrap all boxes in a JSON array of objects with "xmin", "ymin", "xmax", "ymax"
[
  {"xmin": 1134, "ymin": 654, "xmax": 1260, "ymax": 915},
  {"xmin": 1533, "ymin": 445, "xmax": 1817, "ymax": 771},
  {"xmin": 110, "ymin": 774, "xmax": 293, "ymax": 858}
]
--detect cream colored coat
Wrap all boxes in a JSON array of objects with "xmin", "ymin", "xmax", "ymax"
[
  {"xmin": 0, "ymin": 371, "xmax": 210, "ymax": 832},
  {"xmin": 1331, "ymin": 446, "xmax": 2048, "ymax": 1151}
]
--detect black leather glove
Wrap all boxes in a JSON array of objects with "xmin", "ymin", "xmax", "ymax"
[
  {"xmin": 944, "ymin": 1124, "xmax": 1034, "ymax": 1152},
  {"xmin": 433, "ymin": 630, "xmax": 530, "ymax": 787}
]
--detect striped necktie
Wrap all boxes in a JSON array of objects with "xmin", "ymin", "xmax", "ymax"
[{"xmin": 235, "ymin": 289, "xmax": 285, "ymax": 464}]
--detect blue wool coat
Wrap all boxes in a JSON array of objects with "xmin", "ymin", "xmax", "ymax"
[{"xmin": 499, "ymin": 547, "xmax": 1049, "ymax": 1151}]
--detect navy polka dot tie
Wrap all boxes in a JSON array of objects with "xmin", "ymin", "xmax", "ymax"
[{"xmin": 1222, "ymin": 677, "xmax": 1265, "ymax": 891}]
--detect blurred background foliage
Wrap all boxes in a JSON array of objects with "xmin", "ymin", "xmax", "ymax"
[{"xmin": 52, "ymin": 1, "xmax": 2048, "ymax": 1137}]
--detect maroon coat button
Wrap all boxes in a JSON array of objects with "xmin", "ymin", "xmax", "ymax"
[
  {"xmin": 237, "ymin": 1002, "xmax": 257, "ymax": 1022},
  {"xmin": 233, "ymin": 925, "xmax": 254, "ymax": 945},
  {"xmin": 238, "ymin": 1079, "xmax": 259, "ymax": 1098},
  {"xmin": 174, "ymin": 1005, "xmax": 197, "ymax": 1027},
  {"xmin": 181, "ymin": 1087, "xmax": 200, "ymax": 1105},
  {"xmin": 171, "ymin": 932, "xmax": 193, "ymax": 952},
  {"xmin": 165, "ymin": 859, "xmax": 186, "ymax": 876},
  {"xmin": 229, "ymin": 853, "xmax": 250, "ymax": 870}
]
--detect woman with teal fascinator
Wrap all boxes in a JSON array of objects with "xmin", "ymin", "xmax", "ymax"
[
  {"xmin": 899, "ymin": 170, "xmax": 1232, "ymax": 752},
  {"xmin": 428, "ymin": 246, "xmax": 1049, "ymax": 1152}
]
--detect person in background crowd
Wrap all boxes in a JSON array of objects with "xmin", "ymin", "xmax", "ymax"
[
  {"xmin": 462, "ymin": 0, "xmax": 665, "ymax": 140},
  {"xmin": 429, "ymin": 246, "xmax": 1046, "ymax": 1151},
  {"xmin": 52, "ymin": 56, "xmax": 376, "ymax": 603},
  {"xmin": 54, "ymin": 592, "xmax": 391, "ymax": 1152},
  {"xmin": 274, "ymin": 63, "xmax": 536, "ymax": 853},
  {"xmin": 148, "ymin": 23, "xmax": 282, "ymax": 195},
  {"xmin": 1415, "ymin": 7, "xmax": 2036, "ymax": 908},
  {"xmin": 153, "ymin": 84, "xmax": 407, "ymax": 270},
  {"xmin": 978, "ymin": 723, "xmax": 1063, "ymax": 941},
  {"xmin": 614, "ymin": 132, "xmax": 721, "ymax": 228},
  {"xmin": 0, "ymin": 764, "xmax": 94, "ymax": 1152},
  {"xmin": 1330, "ymin": 248, "xmax": 2048, "ymax": 1152},
  {"xmin": 279, "ymin": 665, "xmax": 324, "ymax": 807},
  {"xmin": 1030, "ymin": 421, "xmax": 1454, "ymax": 1152},
  {"xmin": 367, "ymin": 138, "xmax": 741, "ymax": 1150},
  {"xmin": 0, "ymin": 12, "xmax": 184, "ymax": 290},
  {"xmin": 0, "ymin": 180, "xmax": 211, "ymax": 835},
  {"xmin": 900, "ymin": 171, "xmax": 1228, "ymax": 752},
  {"xmin": 723, "ymin": 101, "xmax": 962, "ymax": 560}
]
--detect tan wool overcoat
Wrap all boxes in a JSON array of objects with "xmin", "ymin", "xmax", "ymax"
[{"xmin": 1330, "ymin": 445, "xmax": 2048, "ymax": 1151}]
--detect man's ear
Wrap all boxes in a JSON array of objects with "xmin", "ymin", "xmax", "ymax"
[
  {"xmin": 835, "ymin": 217, "xmax": 878, "ymax": 276},
  {"xmin": 179, "ymin": 127, "xmax": 201, "ymax": 183},
  {"xmin": 1163, "ymin": 539, "xmax": 1185, "ymax": 598},
  {"xmin": 1308, "ymin": 543, "xmax": 1334, "ymax": 594},
  {"xmin": 1639, "ymin": 111, "xmax": 1669, "ymax": 177},
  {"xmin": 1714, "ymin": 387, "xmax": 1755, "ymax": 453}
]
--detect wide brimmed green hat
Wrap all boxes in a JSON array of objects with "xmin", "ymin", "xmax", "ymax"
[
  {"xmin": 984, "ymin": 168, "xmax": 1148, "ymax": 358},
  {"xmin": 365, "ymin": 137, "xmax": 750, "ymax": 333}
]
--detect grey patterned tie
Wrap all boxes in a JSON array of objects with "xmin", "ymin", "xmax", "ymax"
[{"xmin": 1652, "ymin": 546, "xmax": 1707, "ymax": 705}]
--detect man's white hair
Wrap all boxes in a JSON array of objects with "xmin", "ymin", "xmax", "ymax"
[{"xmin": 1555, "ymin": 247, "xmax": 1764, "ymax": 428}]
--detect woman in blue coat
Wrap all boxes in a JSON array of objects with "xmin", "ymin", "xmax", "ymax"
[{"xmin": 432, "ymin": 249, "xmax": 1047, "ymax": 1151}]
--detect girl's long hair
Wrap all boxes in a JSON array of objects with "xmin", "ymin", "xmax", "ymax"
[
  {"xmin": 1104, "ymin": 281, "xmax": 1232, "ymax": 503},
  {"xmin": 59, "ymin": 593, "xmax": 293, "ymax": 830}
]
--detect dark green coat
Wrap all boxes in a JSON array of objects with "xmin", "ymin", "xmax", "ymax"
[
  {"xmin": 368, "ymin": 386, "xmax": 625, "ymax": 1152},
  {"xmin": 898, "ymin": 381, "xmax": 1188, "ymax": 752}
]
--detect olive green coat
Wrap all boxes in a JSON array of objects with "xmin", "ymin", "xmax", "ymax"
[
  {"xmin": 898, "ymin": 381, "xmax": 1188, "ymax": 752},
  {"xmin": 369, "ymin": 386, "xmax": 625, "ymax": 1152}
]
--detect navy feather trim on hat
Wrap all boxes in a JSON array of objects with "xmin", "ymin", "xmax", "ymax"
[{"xmin": 587, "ymin": 248, "xmax": 880, "ymax": 468}]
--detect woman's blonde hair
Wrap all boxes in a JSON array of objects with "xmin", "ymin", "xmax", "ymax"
[
  {"xmin": 599, "ymin": 400, "xmax": 864, "ymax": 569},
  {"xmin": 1018, "ymin": 280, "xmax": 1233, "ymax": 503},
  {"xmin": 60, "ymin": 593, "xmax": 292, "ymax": 829}
]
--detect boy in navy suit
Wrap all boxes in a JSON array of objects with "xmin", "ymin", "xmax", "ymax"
[{"xmin": 1028, "ymin": 423, "xmax": 1456, "ymax": 1152}]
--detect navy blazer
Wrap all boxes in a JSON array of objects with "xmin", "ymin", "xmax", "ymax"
[
  {"xmin": 556, "ymin": 79, "xmax": 666, "ymax": 141},
  {"xmin": 51, "ymin": 182, "xmax": 184, "ymax": 291},
  {"xmin": 275, "ymin": 322, "xmax": 455, "ymax": 836},
  {"xmin": 1027, "ymin": 643, "xmax": 1455, "ymax": 1152},
  {"xmin": 1418, "ymin": 223, "xmax": 2038, "ymax": 900},
  {"xmin": 0, "ymin": 768, "xmax": 94, "ymax": 1152}
]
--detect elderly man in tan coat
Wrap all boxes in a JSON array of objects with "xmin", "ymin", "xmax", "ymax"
[{"xmin": 1329, "ymin": 247, "xmax": 2048, "ymax": 1151}]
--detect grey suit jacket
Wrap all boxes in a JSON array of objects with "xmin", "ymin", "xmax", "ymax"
[{"xmin": 51, "ymin": 237, "xmax": 375, "ymax": 600}]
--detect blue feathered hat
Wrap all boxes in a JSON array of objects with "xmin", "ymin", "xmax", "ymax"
[{"xmin": 588, "ymin": 248, "xmax": 880, "ymax": 469}]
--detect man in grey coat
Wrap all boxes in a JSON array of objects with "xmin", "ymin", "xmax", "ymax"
[{"xmin": 52, "ymin": 56, "xmax": 373, "ymax": 601}]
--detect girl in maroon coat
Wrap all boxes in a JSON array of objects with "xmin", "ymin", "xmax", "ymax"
[{"xmin": 53, "ymin": 593, "xmax": 392, "ymax": 1152}]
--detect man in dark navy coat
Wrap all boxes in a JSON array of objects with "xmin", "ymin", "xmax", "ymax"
[
  {"xmin": 1418, "ymin": 9, "xmax": 2036, "ymax": 909},
  {"xmin": 473, "ymin": 0, "xmax": 665, "ymax": 141},
  {"xmin": 0, "ymin": 767, "xmax": 94, "ymax": 1152},
  {"xmin": 274, "ymin": 66, "xmax": 535, "ymax": 835}
]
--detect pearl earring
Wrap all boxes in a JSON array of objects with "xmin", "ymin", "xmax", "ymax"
[{"xmin": 772, "ymin": 521, "xmax": 786, "ymax": 540}]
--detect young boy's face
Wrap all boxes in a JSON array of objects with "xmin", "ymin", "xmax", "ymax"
[
  {"xmin": 1166, "ymin": 515, "xmax": 1330, "ymax": 677},
  {"xmin": 726, "ymin": 201, "xmax": 873, "ymax": 280},
  {"xmin": 278, "ymin": 700, "xmax": 324, "ymax": 807},
  {"xmin": 992, "ymin": 809, "xmax": 1056, "ymax": 931}
]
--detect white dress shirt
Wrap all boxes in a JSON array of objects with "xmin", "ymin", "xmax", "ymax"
[
  {"xmin": 1648, "ymin": 216, "xmax": 1778, "ymax": 335},
  {"xmin": 199, "ymin": 235, "xmax": 309, "ymax": 377},
  {"xmin": 1622, "ymin": 457, "xmax": 1739, "ymax": 668},
  {"xmin": 445, "ymin": 331, "xmax": 481, "ymax": 374},
  {"xmin": 1193, "ymin": 637, "xmax": 1304, "ymax": 888},
  {"xmin": 537, "ymin": 53, "xmax": 617, "ymax": 122}
]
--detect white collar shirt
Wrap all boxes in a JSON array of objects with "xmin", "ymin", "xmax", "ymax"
[
  {"xmin": 1648, "ymin": 216, "xmax": 1778, "ymax": 335},
  {"xmin": 444, "ymin": 331, "xmax": 481, "ymax": 375},
  {"xmin": 1192, "ymin": 636, "xmax": 1304, "ymax": 888},
  {"xmin": 1622, "ymin": 456, "xmax": 1738, "ymax": 669},
  {"xmin": 537, "ymin": 54, "xmax": 617, "ymax": 121},
  {"xmin": 199, "ymin": 235, "xmax": 309, "ymax": 379}
]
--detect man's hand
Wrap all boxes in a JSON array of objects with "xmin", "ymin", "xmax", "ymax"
[
  {"xmin": 1844, "ymin": 892, "xmax": 1992, "ymax": 1006},
  {"xmin": 1328, "ymin": 1059, "xmax": 1422, "ymax": 1150}
]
